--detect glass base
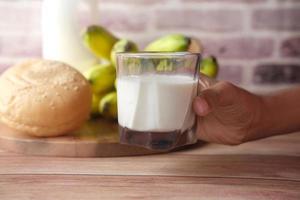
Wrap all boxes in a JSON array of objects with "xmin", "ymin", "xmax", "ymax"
[{"xmin": 119, "ymin": 125, "xmax": 197, "ymax": 151}]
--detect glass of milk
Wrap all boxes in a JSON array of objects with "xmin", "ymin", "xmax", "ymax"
[{"xmin": 116, "ymin": 52, "xmax": 201, "ymax": 151}]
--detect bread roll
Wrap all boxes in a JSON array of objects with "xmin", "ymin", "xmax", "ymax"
[{"xmin": 0, "ymin": 59, "xmax": 92, "ymax": 137}]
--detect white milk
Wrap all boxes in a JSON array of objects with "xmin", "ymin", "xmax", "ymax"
[{"xmin": 117, "ymin": 74, "xmax": 198, "ymax": 132}]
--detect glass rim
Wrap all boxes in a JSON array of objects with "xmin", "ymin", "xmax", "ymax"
[{"xmin": 116, "ymin": 51, "xmax": 201, "ymax": 57}]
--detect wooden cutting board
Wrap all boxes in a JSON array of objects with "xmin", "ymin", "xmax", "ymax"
[{"xmin": 0, "ymin": 119, "xmax": 196, "ymax": 157}]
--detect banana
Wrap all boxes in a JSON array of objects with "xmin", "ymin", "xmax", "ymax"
[
  {"xmin": 82, "ymin": 25, "xmax": 118, "ymax": 60},
  {"xmin": 145, "ymin": 34, "xmax": 189, "ymax": 52},
  {"xmin": 200, "ymin": 56, "xmax": 219, "ymax": 78},
  {"xmin": 84, "ymin": 63, "xmax": 116, "ymax": 94},
  {"xmin": 91, "ymin": 93, "xmax": 105, "ymax": 116},
  {"xmin": 145, "ymin": 34, "xmax": 203, "ymax": 53},
  {"xmin": 111, "ymin": 39, "xmax": 138, "ymax": 67},
  {"xmin": 99, "ymin": 91, "xmax": 118, "ymax": 120}
]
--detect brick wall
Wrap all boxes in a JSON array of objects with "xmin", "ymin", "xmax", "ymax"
[{"xmin": 0, "ymin": 0, "xmax": 299, "ymax": 92}]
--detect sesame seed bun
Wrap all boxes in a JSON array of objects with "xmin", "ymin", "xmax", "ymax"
[{"xmin": 0, "ymin": 59, "xmax": 92, "ymax": 137}]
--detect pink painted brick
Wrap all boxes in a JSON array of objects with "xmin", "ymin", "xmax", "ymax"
[
  {"xmin": 217, "ymin": 65, "xmax": 243, "ymax": 85},
  {"xmin": 184, "ymin": 0, "xmax": 266, "ymax": 3},
  {"xmin": 95, "ymin": 9, "xmax": 150, "ymax": 32},
  {"xmin": 102, "ymin": 0, "xmax": 167, "ymax": 5},
  {"xmin": 0, "ymin": 35, "xmax": 42, "ymax": 57},
  {"xmin": 281, "ymin": 36, "xmax": 300, "ymax": 58},
  {"xmin": 0, "ymin": 1, "xmax": 41, "ymax": 33},
  {"xmin": 252, "ymin": 8, "xmax": 300, "ymax": 31},
  {"xmin": 253, "ymin": 63, "xmax": 300, "ymax": 84},
  {"xmin": 155, "ymin": 9, "xmax": 243, "ymax": 32},
  {"xmin": 201, "ymin": 37, "xmax": 274, "ymax": 59},
  {"xmin": 278, "ymin": 0, "xmax": 300, "ymax": 2}
]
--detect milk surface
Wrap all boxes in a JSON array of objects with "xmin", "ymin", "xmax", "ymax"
[{"xmin": 117, "ymin": 74, "xmax": 198, "ymax": 132}]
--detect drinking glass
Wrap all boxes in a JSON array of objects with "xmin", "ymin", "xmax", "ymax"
[{"xmin": 116, "ymin": 52, "xmax": 201, "ymax": 151}]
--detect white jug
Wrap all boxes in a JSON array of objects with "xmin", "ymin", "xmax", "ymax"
[{"xmin": 42, "ymin": 0, "xmax": 98, "ymax": 72}]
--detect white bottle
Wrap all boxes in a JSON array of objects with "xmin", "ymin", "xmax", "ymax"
[{"xmin": 42, "ymin": 0, "xmax": 98, "ymax": 73}]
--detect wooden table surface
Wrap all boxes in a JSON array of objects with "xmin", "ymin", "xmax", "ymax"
[{"xmin": 0, "ymin": 132, "xmax": 299, "ymax": 200}]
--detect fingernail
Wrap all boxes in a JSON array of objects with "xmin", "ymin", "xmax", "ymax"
[{"xmin": 194, "ymin": 97, "xmax": 210, "ymax": 116}]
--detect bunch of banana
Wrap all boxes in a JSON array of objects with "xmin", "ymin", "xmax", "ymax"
[
  {"xmin": 82, "ymin": 25, "xmax": 219, "ymax": 120},
  {"xmin": 145, "ymin": 34, "xmax": 219, "ymax": 78},
  {"xmin": 82, "ymin": 25, "xmax": 139, "ymax": 120}
]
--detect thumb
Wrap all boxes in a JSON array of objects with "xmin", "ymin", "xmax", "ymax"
[
  {"xmin": 193, "ymin": 88, "xmax": 219, "ymax": 116},
  {"xmin": 194, "ymin": 81, "xmax": 236, "ymax": 116}
]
